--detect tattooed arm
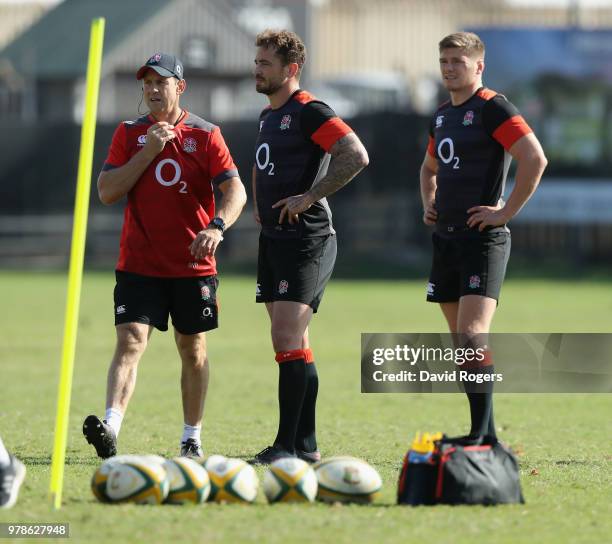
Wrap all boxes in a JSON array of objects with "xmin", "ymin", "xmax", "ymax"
[
  {"xmin": 307, "ymin": 133, "xmax": 369, "ymax": 201},
  {"xmin": 273, "ymin": 133, "xmax": 369, "ymax": 224}
]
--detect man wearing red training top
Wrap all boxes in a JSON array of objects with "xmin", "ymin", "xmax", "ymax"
[{"xmin": 83, "ymin": 53, "xmax": 246, "ymax": 459}]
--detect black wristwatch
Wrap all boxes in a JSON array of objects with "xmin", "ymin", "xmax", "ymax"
[{"xmin": 208, "ymin": 217, "xmax": 225, "ymax": 233}]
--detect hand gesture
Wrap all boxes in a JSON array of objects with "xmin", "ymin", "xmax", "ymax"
[
  {"xmin": 423, "ymin": 202, "xmax": 438, "ymax": 225},
  {"xmin": 272, "ymin": 194, "xmax": 314, "ymax": 225},
  {"xmin": 467, "ymin": 204, "xmax": 508, "ymax": 231},
  {"xmin": 142, "ymin": 122, "xmax": 176, "ymax": 159},
  {"xmin": 190, "ymin": 227, "xmax": 223, "ymax": 259}
]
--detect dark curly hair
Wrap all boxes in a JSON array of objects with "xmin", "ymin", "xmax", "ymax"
[{"xmin": 256, "ymin": 29, "xmax": 306, "ymax": 73}]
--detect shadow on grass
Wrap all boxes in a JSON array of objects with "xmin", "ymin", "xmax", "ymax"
[
  {"xmin": 210, "ymin": 257, "xmax": 612, "ymax": 282},
  {"xmin": 5, "ymin": 255, "xmax": 612, "ymax": 282},
  {"xmin": 21, "ymin": 455, "xmax": 100, "ymax": 466}
]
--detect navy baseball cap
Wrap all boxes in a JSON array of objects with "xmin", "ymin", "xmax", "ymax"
[{"xmin": 136, "ymin": 53, "xmax": 184, "ymax": 80}]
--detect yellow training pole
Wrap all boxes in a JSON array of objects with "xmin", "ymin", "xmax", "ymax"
[{"xmin": 50, "ymin": 17, "xmax": 105, "ymax": 510}]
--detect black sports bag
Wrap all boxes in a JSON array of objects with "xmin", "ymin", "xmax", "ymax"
[{"xmin": 398, "ymin": 436, "xmax": 524, "ymax": 506}]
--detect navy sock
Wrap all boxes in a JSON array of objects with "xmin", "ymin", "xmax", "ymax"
[
  {"xmin": 465, "ymin": 383, "xmax": 493, "ymax": 437},
  {"xmin": 462, "ymin": 348, "xmax": 495, "ymax": 438},
  {"xmin": 273, "ymin": 350, "xmax": 308, "ymax": 452},
  {"xmin": 295, "ymin": 349, "xmax": 318, "ymax": 452},
  {"xmin": 487, "ymin": 401, "xmax": 497, "ymax": 438}
]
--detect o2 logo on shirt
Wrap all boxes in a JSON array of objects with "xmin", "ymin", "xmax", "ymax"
[
  {"xmin": 155, "ymin": 158, "xmax": 188, "ymax": 193},
  {"xmin": 437, "ymin": 137, "xmax": 460, "ymax": 170},
  {"xmin": 256, "ymin": 142, "xmax": 275, "ymax": 175}
]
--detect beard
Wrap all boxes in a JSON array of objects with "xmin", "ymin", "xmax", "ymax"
[{"xmin": 255, "ymin": 77, "xmax": 284, "ymax": 95}]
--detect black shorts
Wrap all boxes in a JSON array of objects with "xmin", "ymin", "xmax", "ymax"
[
  {"xmin": 114, "ymin": 271, "xmax": 219, "ymax": 335},
  {"xmin": 256, "ymin": 233, "xmax": 337, "ymax": 313},
  {"xmin": 426, "ymin": 228, "xmax": 511, "ymax": 303}
]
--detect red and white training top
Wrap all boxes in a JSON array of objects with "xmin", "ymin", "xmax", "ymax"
[{"xmin": 102, "ymin": 111, "xmax": 238, "ymax": 277}]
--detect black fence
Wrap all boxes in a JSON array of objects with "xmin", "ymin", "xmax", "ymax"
[
  {"xmin": 1, "ymin": 113, "xmax": 612, "ymax": 270},
  {"xmin": 0, "ymin": 112, "xmax": 430, "ymax": 214}
]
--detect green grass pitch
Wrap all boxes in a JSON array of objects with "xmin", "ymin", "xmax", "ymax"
[{"xmin": 0, "ymin": 271, "xmax": 610, "ymax": 543}]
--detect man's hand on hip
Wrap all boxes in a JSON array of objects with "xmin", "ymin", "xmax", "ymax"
[
  {"xmin": 423, "ymin": 202, "xmax": 438, "ymax": 225},
  {"xmin": 272, "ymin": 193, "xmax": 315, "ymax": 225},
  {"xmin": 466, "ymin": 204, "xmax": 509, "ymax": 231}
]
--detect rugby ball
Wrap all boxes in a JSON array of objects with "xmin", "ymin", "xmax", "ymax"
[
  {"xmin": 196, "ymin": 454, "xmax": 227, "ymax": 502},
  {"xmin": 200, "ymin": 454, "xmax": 227, "ymax": 473},
  {"xmin": 314, "ymin": 456, "xmax": 382, "ymax": 504},
  {"xmin": 91, "ymin": 454, "xmax": 147, "ymax": 503},
  {"xmin": 163, "ymin": 457, "xmax": 210, "ymax": 504},
  {"xmin": 206, "ymin": 457, "xmax": 259, "ymax": 503},
  {"xmin": 263, "ymin": 457, "xmax": 318, "ymax": 503},
  {"xmin": 105, "ymin": 458, "xmax": 170, "ymax": 504},
  {"xmin": 143, "ymin": 454, "xmax": 167, "ymax": 466}
]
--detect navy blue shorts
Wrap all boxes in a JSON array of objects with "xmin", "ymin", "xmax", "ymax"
[
  {"xmin": 114, "ymin": 271, "xmax": 219, "ymax": 334},
  {"xmin": 256, "ymin": 233, "xmax": 337, "ymax": 313},
  {"xmin": 426, "ymin": 228, "xmax": 511, "ymax": 303}
]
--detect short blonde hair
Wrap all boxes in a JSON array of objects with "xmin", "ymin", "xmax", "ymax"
[{"xmin": 439, "ymin": 32, "xmax": 485, "ymax": 58}]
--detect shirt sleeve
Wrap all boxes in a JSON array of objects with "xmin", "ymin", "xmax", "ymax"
[
  {"xmin": 300, "ymin": 101, "xmax": 353, "ymax": 152},
  {"xmin": 482, "ymin": 95, "xmax": 533, "ymax": 151},
  {"xmin": 208, "ymin": 127, "xmax": 239, "ymax": 186},
  {"xmin": 102, "ymin": 123, "xmax": 129, "ymax": 171},
  {"xmin": 426, "ymin": 116, "xmax": 436, "ymax": 158}
]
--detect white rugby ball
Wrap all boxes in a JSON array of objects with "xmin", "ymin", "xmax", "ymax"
[
  {"xmin": 163, "ymin": 457, "xmax": 211, "ymax": 504},
  {"xmin": 314, "ymin": 456, "xmax": 382, "ymax": 504},
  {"xmin": 206, "ymin": 457, "xmax": 259, "ymax": 503},
  {"xmin": 264, "ymin": 457, "xmax": 318, "ymax": 503},
  {"xmin": 91, "ymin": 454, "xmax": 147, "ymax": 503},
  {"xmin": 200, "ymin": 454, "xmax": 227, "ymax": 473},
  {"xmin": 142, "ymin": 454, "xmax": 167, "ymax": 466},
  {"xmin": 106, "ymin": 458, "xmax": 170, "ymax": 504}
]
